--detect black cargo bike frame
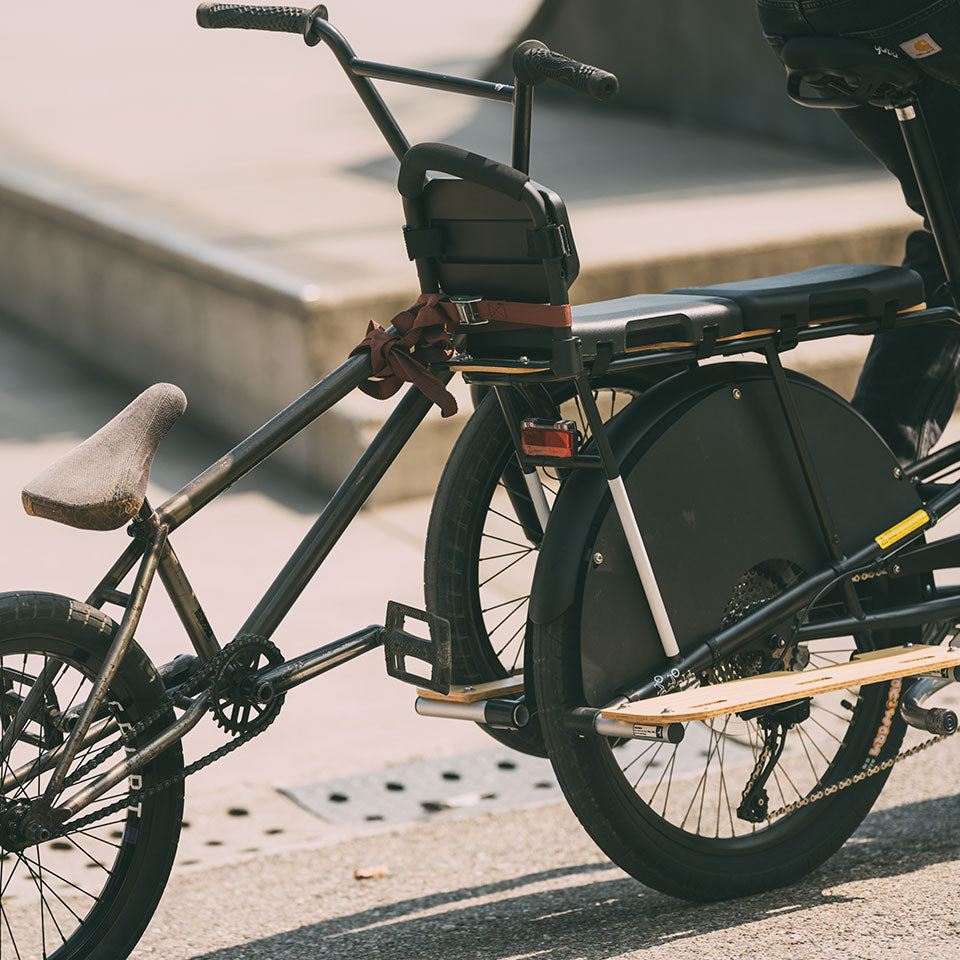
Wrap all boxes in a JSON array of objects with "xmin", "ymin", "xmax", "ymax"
[{"xmin": 21, "ymin": 5, "xmax": 960, "ymax": 833}]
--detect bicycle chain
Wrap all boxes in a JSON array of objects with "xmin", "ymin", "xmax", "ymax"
[
  {"xmin": 54, "ymin": 637, "xmax": 281, "ymax": 838},
  {"xmin": 764, "ymin": 732, "xmax": 947, "ymax": 820}
]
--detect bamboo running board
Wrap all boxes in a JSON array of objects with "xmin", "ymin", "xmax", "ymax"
[
  {"xmin": 602, "ymin": 645, "xmax": 960, "ymax": 725},
  {"xmin": 417, "ymin": 674, "xmax": 524, "ymax": 703}
]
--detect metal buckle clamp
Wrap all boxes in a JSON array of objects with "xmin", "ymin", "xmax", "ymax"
[{"xmin": 449, "ymin": 295, "xmax": 487, "ymax": 326}]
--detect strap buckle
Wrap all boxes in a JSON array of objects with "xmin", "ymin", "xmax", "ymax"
[{"xmin": 449, "ymin": 294, "xmax": 487, "ymax": 326}]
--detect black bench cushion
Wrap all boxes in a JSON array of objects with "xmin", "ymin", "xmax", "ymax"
[
  {"xmin": 463, "ymin": 293, "xmax": 743, "ymax": 362},
  {"xmin": 670, "ymin": 264, "xmax": 924, "ymax": 331}
]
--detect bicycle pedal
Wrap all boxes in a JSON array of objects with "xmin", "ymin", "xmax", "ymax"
[{"xmin": 383, "ymin": 601, "xmax": 452, "ymax": 695}]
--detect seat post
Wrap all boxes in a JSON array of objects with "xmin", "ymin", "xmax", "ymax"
[{"xmin": 894, "ymin": 95, "xmax": 960, "ymax": 306}]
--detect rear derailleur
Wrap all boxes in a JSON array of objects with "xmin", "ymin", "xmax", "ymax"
[{"xmin": 736, "ymin": 698, "xmax": 810, "ymax": 823}]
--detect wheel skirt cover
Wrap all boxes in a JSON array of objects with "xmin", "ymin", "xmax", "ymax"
[{"xmin": 528, "ymin": 362, "xmax": 923, "ymax": 706}]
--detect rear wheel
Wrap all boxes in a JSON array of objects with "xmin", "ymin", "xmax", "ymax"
[
  {"xmin": 0, "ymin": 592, "xmax": 184, "ymax": 960},
  {"xmin": 531, "ymin": 364, "xmax": 927, "ymax": 899},
  {"xmin": 533, "ymin": 582, "xmax": 912, "ymax": 899}
]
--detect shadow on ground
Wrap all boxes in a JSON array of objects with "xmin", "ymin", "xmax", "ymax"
[{"xmin": 190, "ymin": 792, "xmax": 960, "ymax": 960}]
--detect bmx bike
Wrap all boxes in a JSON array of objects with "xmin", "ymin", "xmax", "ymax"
[{"xmin": 1, "ymin": 7, "xmax": 960, "ymax": 958}]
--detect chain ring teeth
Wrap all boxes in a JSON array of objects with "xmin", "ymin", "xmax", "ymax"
[{"xmin": 210, "ymin": 636, "xmax": 285, "ymax": 736}]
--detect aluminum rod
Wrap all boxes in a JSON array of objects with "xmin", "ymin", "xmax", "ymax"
[
  {"xmin": 609, "ymin": 476, "xmax": 680, "ymax": 659},
  {"xmin": 44, "ymin": 525, "xmax": 167, "ymax": 802},
  {"xmin": 58, "ymin": 693, "xmax": 209, "ymax": 818}
]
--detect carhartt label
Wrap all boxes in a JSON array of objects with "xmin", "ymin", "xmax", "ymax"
[
  {"xmin": 875, "ymin": 509, "xmax": 929, "ymax": 550},
  {"xmin": 901, "ymin": 34, "xmax": 942, "ymax": 59}
]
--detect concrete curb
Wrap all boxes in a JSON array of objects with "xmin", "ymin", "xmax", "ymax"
[{"xmin": 0, "ymin": 160, "xmax": 912, "ymax": 500}]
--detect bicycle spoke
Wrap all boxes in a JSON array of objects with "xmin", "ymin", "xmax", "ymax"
[
  {"xmin": 478, "ymin": 551, "xmax": 533, "ymax": 589},
  {"xmin": 481, "ymin": 595, "xmax": 530, "ymax": 615}
]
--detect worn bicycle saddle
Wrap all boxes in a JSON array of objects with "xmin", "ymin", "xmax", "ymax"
[{"xmin": 22, "ymin": 383, "xmax": 187, "ymax": 531}]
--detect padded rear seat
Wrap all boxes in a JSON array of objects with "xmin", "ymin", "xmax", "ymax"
[
  {"xmin": 463, "ymin": 293, "xmax": 743, "ymax": 363},
  {"xmin": 670, "ymin": 264, "xmax": 924, "ymax": 331}
]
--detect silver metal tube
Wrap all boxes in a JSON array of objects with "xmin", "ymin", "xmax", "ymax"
[
  {"xmin": 523, "ymin": 470, "xmax": 551, "ymax": 531},
  {"xmin": 45, "ymin": 525, "xmax": 168, "ymax": 802},
  {"xmin": 901, "ymin": 675, "xmax": 958, "ymax": 734},
  {"xmin": 414, "ymin": 696, "xmax": 529, "ymax": 730},
  {"xmin": 2, "ymin": 718, "xmax": 116, "ymax": 794},
  {"xmin": 608, "ymin": 476, "xmax": 680, "ymax": 658},
  {"xmin": 255, "ymin": 626, "xmax": 383, "ymax": 703},
  {"xmin": 58, "ymin": 692, "xmax": 209, "ymax": 818},
  {"xmin": 416, "ymin": 697, "xmax": 488, "ymax": 723},
  {"xmin": 594, "ymin": 715, "xmax": 685, "ymax": 744}
]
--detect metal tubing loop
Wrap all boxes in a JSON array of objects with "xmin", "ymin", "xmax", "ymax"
[{"xmin": 44, "ymin": 524, "xmax": 168, "ymax": 802}]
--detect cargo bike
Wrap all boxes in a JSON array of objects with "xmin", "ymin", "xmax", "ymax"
[{"xmin": 2, "ymin": 7, "xmax": 960, "ymax": 957}]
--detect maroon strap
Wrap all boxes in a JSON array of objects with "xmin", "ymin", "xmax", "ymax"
[
  {"xmin": 349, "ymin": 293, "xmax": 458, "ymax": 418},
  {"xmin": 437, "ymin": 299, "xmax": 572, "ymax": 330},
  {"xmin": 349, "ymin": 295, "xmax": 571, "ymax": 417}
]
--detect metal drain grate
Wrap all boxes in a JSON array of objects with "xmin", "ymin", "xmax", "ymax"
[{"xmin": 280, "ymin": 748, "xmax": 559, "ymax": 826}]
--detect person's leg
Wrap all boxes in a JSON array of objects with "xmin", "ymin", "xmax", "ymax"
[{"xmin": 756, "ymin": 0, "xmax": 960, "ymax": 462}]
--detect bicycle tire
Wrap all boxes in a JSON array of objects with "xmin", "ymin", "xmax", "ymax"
[
  {"xmin": 529, "ymin": 379, "xmax": 920, "ymax": 900},
  {"xmin": 424, "ymin": 376, "xmax": 657, "ymax": 756},
  {"xmin": 0, "ymin": 591, "xmax": 184, "ymax": 960}
]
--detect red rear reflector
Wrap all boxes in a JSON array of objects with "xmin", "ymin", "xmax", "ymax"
[{"xmin": 521, "ymin": 419, "xmax": 578, "ymax": 458}]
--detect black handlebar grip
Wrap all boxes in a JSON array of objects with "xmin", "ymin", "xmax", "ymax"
[
  {"xmin": 196, "ymin": 3, "xmax": 326, "ymax": 44},
  {"xmin": 512, "ymin": 39, "xmax": 619, "ymax": 102}
]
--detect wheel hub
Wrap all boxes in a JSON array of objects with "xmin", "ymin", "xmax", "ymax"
[{"xmin": 0, "ymin": 800, "xmax": 61, "ymax": 852}]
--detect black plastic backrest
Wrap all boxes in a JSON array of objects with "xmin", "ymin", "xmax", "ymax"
[{"xmin": 399, "ymin": 142, "xmax": 578, "ymax": 305}]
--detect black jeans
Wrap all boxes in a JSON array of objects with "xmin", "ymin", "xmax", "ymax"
[{"xmin": 756, "ymin": 0, "xmax": 960, "ymax": 463}]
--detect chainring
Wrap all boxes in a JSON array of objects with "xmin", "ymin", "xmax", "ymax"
[{"xmin": 211, "ymin": 636, "xmax": 285, "ymax": 736}]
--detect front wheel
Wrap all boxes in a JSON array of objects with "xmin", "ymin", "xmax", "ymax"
[{"xmin": 0, "ymin": 592, "xmax": 184, "ymax": 960}]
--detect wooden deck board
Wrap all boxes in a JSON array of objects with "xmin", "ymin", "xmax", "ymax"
[
  {"xmin": 602, "ymin": 645, "xmax": 960, "ymax": 724},
  {"xmin": 417, "ymin": 675, "xmax": 524, "ymax": 703}
]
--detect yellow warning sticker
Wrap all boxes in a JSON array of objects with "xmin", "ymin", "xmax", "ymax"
[{"xmin": 875, "ymin": 509, "xmax": 930, "ymax": 550}]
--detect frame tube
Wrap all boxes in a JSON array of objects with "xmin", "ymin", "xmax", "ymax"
[
  {"xmin": 158, "ymin": 352, "xmax": 373, "ymax": 530},
  {"xmin": 255, "ymin": 625, "xmax": 384, "ymax": 702},
  {"xmin": 157, "ymin": 541, "xmax": 221, "ymax": 661},
  {"xmin": 2, "ymin": 718, "xmax": 115, "ymax": 795},
  {"xmin": 58, "ymin": 693, "xmax": 210, "ymax": 818},
  {"xmin": 239, "ymin": 380, "xmax": 442, "ymax": 641},
  {"xmin": 44, "ymin": 524, "xmax": 168, "ymax": 802}
]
